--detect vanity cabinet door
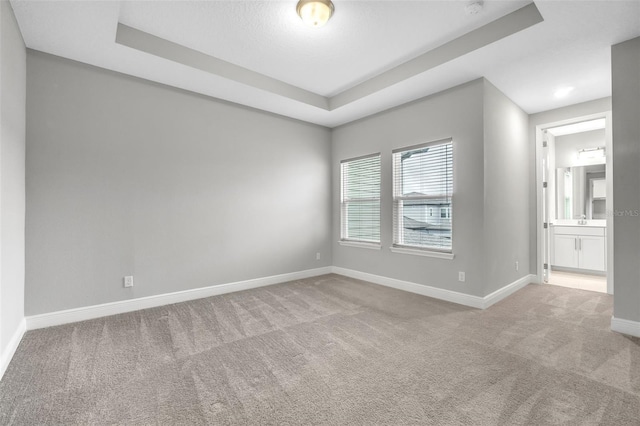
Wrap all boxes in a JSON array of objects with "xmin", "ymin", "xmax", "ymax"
[
  {"xmin": 579, "ymin": 236, "xmax": 606, "ymax": 271},
  {"xmin": 553, "ymin": 235, "xmax": 579, "ymax": 268}
]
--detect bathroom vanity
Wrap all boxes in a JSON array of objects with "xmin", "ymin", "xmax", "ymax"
[
  {"xmin": 551, "ymin": 160, "xmax": 607, "ymax": 273},
  {"xmin": 551, "ymin": 223, "xmax": 606, "ymax": 273}
]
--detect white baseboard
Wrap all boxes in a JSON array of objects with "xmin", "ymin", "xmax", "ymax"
[
  {"xmin": 331, "ymin": 267, "xmax": 535, "ymax": 310},
  {"xmin": 331, "ymin": 266, "xmax": 484, "ymax": 308},
  {"xmin": 611, "ymin": 317, "xmax": 640, "ymax": 338},
  {"xmin": 483, "ymin": 274, "xmax": 537, "ymax": 309},
  {"xmin": 25, "ymin": 266, "xmax": 332, "ymax": 330},
  {"xmin": 0, "ymin": 318, "xmax": 26, "ymax": 381},
  {"xmin": 21, "ymin": 265, "xmax": 535, "ymax": 332}
]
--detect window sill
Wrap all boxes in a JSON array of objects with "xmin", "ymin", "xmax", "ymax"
[
  {"xmin": 389, "ymin": 246, "xmax": 455, "ymax": 260},
  {"xmin": 339, "ymin": 240, "xmax": 382, "ymax": 250}
]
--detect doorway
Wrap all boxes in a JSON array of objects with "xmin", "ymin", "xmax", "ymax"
[{"xmin": 536, "ymin": 112, "xmax": 613, "ymax": 294}]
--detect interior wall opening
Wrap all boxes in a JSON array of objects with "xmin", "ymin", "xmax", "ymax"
[{"xmin": 537, "ymin": 114, "xmax": 613, "ymax": 294}]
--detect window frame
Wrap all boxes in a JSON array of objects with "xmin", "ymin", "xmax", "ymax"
[
  {"xmin": 391, "ymin": 138, "xmax": 454, "ymax": 258},
  {"xmin": 340, "ymin": 153, "xmax": 382, "ymax": 249}
]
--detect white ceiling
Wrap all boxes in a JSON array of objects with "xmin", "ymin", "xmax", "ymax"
[{"xmin": 10, "ymin": 0, "xmax": 640, "ymax": 128}]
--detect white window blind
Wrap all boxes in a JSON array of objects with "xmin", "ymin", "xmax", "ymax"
[
  {"xmin": 393, "ymin": 139, "xmax": 453, "ymax": 252},
  {"xmin": 341, "ymin": 154, "xmax": 381, "ymax": 244}
]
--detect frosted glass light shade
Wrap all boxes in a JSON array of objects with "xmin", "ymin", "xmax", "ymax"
[{"xmin": 296, "ymin": 0, "xmax": 335, "ymax": 28}]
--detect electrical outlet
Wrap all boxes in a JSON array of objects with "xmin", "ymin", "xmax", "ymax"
[
  {"xmin": 124, "ymin": 276, "xmax": 134, "ymax": 288},
  {"xmin": 316, "ymin": 252, "xmax": 321, "ymax": 260},
  {"xmin": 515, "ymin": 261, "xmax": 519, "ymax": 271},
  {"xmin": 458, "ymin": 271, "xmax": 466, "ymax": 282}
]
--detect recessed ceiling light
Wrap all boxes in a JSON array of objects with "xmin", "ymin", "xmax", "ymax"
[
  {"xmin": 296, "ymin": 0, "xmax": 335, "ymax": 28},
  {"xmin": 554, "ymin": 86, "xmax": 575, "ymax": 98}
]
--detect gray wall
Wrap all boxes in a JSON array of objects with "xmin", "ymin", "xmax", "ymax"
[
  {"xmin": 528, "ymin": 97, "xmax": 612, "ymax": 274},
  {"xmin": 612, "ymin": 36, "xmax": 640, "ymax": 323},
  {"xmin": 332, "ymin": 80, "xmax": 487, "ymax": 297},
  {"xmin": 555, "ymin": 129, "xmax": 606, "ymax": 169},
  {"xmin": 0, "ymin": 0, "xmax": 26, "ymax": 366},
  {"xmin": 331, "ymin": 79, "xmax": 530, "ymax": 298},
  {"xmin": 482, "ymin": 81, "xmax": 530, "ymax": 295},
  {"xmin": 26, "ymin": 51, "xmax": 332, "ymax": 315}
]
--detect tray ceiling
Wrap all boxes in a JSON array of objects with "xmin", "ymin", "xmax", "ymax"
[{"xmin": 10, "ymin": 0, "xmax": 640, "ymax": 127}]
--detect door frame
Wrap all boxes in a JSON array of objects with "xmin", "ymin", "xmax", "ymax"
[{"xmin": 535, "ymin": 111, "xmax": 613, "ymax": 294}]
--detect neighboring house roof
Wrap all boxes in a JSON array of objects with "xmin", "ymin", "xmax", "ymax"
[{"xmin": 403, "ymin": 216, "xmax": 451, "ymax": 231}]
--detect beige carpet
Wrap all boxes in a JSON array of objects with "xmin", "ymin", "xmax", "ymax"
[{"xmin": 1, "ymin": 274, "xmax": 639, "ymax": 425}]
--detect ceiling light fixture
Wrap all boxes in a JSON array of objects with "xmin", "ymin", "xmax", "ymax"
[
  {"xmin": 554, "ymin": 86, "xmax": 575, "ymax": 98},
  {"xmin": 296, "ymin": 0, "xmax": 335, "ymax": 28}
]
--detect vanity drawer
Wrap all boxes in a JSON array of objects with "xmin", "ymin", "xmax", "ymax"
[{"xmin": 553, "ymin": 226, "xmax": 605, "ymax": 236}]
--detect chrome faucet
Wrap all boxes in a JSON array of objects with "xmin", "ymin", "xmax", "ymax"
[{"xmin": 578, "ymin": 214, "xmax": 587, "ymax": 225}]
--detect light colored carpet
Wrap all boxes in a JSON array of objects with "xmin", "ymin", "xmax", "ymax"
[{"xmin": 1, "ymin": 274, "xmax": 639, "ymax": 425}]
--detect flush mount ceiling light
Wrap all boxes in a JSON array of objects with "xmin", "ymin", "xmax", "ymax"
[{"xmin": 296, "ymin": 0, "xmax": 335, "ymax": 28}]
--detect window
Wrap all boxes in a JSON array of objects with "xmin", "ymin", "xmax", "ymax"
[
  {"xmin": 340, "ymin": 154, "xmax": 381, "ymax": 244},
  {"xmin": 392, "ymin": 139, "xmax": 453, "ymax": 252}
]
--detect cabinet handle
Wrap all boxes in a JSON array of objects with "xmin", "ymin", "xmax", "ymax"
[
  {"xmin": 579, "ymin": 238, "xmax": 582, "ymax": 251},
  {"xmin": 575, "ymin": 238, "xmax": 578, "ymax": 251}
]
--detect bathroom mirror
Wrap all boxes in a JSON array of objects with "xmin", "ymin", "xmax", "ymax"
[{"xmin": 556, "ymin": 164, "xmax": 606, "ymax": 220}]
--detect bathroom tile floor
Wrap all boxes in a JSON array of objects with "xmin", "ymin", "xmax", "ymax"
[{"xmin": 548, "ymin": 270, "xmax": 607, "ymax": 293}]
